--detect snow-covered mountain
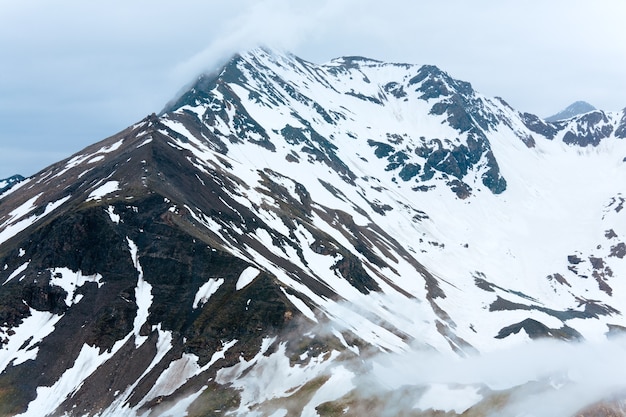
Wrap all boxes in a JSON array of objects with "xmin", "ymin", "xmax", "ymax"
[
  {"xmin": 545, "ymin": 100, "xmax": 597, "ymax": 122},
  {"xmin": 1, "ymin": 48, "xmax": 626, "ymax": 416}
]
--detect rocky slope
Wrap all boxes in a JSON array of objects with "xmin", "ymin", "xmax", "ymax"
[{"xmin": 1, "ymin": 48, "xmax": 626, "ymax": 416}]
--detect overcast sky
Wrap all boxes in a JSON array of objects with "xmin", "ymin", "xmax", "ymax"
[{"xmin": 1, "ymin": 0, "xmax": 625, "ymax": 178}]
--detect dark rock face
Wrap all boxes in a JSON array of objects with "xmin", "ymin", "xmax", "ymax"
[
  {"xmin": 383, "ymin": 65, "xmax": 509, "ymax": 195},
  {"xmin": 610, "ymin": 242, "xmax": 626, "ymax": 259},
  {"xmin": 398, "ymin": 163, "xmax": 421, "ymax": 181},
  {"xmin": 495, "ymin": 318, "xmax": 582, "ymax": 340},
  {"xmin": 367, "ymin": 139, "xmax": 395, "ymax": 158},
  {"xmin": 383, "ymin": 81, "xmax": 407, "ymax": 99},
  {"xmin": 412, "ymin": 66, "xmax": 498, "ymax": 134},
  {"xmin": 0, "ymin": 120, "xmax": 312, "ymax": 415},
  {"xmin": 521, "ymin": 112, "xmax": 559, "ymax": 140},
  {"xmin": 562, "ymin": 111, "xmax": 614, "ymax": 147},
  {"xmin": 0, "ymin": 194, "xmax": 300, "ymax": 415},
  {"xmin": 409, "ymin": 65, "xmax": 473, "ymax": 101},
  {"xmin": 447, "ymin": 179, "xmax": 472, "ymax": 199},
  {"xmin": 415, "ymin": 138, "xmax": 506, "ymax": 194}
]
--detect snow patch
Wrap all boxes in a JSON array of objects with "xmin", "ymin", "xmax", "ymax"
[
  {"xmin": 0, "ymin": 177, "xmax": 31, "ymax": 199},
  {"xmin": 1, "ymin": 193, "xmax": 42, "ymax": 227},
  {"xmin": 0, "ymin": 195, "xmax": 70, "ymax": 246},
  {"xmin": 127, "ymin": 237, "xmax": 153, "ymax": 347},
  {"xmin": 105, "ymin": 206, "xmax": 120, "ymax": 224},
  {"xmin": 149, "ymin": 387, "xmax": 207, "ymax": 417},
  {"xmin": 136, "ymin": 137, "xmax": 153, "ymax": 148},
  {"xmin": 193, "ymin": 278, "xmax": 224, "ymax": 308},
  {"xmin": 280, "ymin": 288, "xmax": 317, "ymax": 323},
  {"xmin": 236, "ymin": 266, "xmax": 260, "ymax": 290},
  {"xmin": 301, "ymin": 365, "xmax": 354, "ymax": 416},
  {"xmin": 216, "ymin": 340, "xmax": 343, "ymax": 415},
  {"xmin": 142, "ymin": 339, "xmax": 238, "ymax": 406},
  {"xmin": 49, "ymin": 267, "xmax": 104, "ymax": 306},
  {"xmin": 16, "ymin": 344, "xmax": 109, "ymax": 417},
  {"xmin": 99, "ymin": 325, "xmax": 174, "ymax": 416},
  {"xmin": 3, "ymin": 261, "xmax": 29, "ymax": 285},
  {"xmin": 0, "ymin": 309, "xmax": 62, "ymax": 373},
  {"xmin": 97, "ymin": 139, "xmax": 124, "ymax": 154},
  {"xmin": 87, "ymin": 155, "xmax": 105, "ymax": 164},
  {"xmin": 87, "ymin": 181, "xmax": 120, "ymax": 201}
]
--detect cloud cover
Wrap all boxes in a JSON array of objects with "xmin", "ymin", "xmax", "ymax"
[
  {"xmin": 366, "ymin": 337, "xmax": 626, "ymax": 416},
  {"xmin": 1, "ymin": 0, "xmax": 625, "ymax": 177}
]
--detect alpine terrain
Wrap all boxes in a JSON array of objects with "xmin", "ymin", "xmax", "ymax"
[{"xmin": 1, "ymin": 48, "xmax": 626, "ymax": 417}]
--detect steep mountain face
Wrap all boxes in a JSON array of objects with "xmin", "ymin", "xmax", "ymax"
[
  {"xmin": 545, "ymin": 100, "xmax": 597, "ymax": 122},
  {"xmin": 2, "ymin": 48, "xmax": 626, "ymax": 416}
]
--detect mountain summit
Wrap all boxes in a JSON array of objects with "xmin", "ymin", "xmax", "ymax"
[
  {"xmin": 1, "ymin": 48, "xmax": 626, "ymax": 416},
  {"xmin": 545, "ymin": 100, "xmax": 597, "ymax": 122}
]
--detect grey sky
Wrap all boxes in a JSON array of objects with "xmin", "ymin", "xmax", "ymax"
[{"xmin": 1, "ymin": 0, "xmax": 625, "ymax": 178}]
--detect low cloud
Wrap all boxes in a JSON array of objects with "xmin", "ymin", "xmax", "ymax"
[
  {"xmin": 363, "ymin": 336, "xmax": 626, "ymax": 416},
  {"xmin": 170, "ymin": 0, "xmax": 359, "ymax": 83}
]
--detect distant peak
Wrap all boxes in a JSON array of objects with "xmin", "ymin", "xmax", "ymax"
[
  {"xmin": 0, "ymin": 174, "xmax": 25, "ymax": 193},
  {"xmin": 545, "ymin": 101, "xmax": 596, "ymax": 122},
  {"xmin": 419, "ymin": 64, "xmax": 445, "ymax": 74},
  {"xmin": 0, "ymin": 174, "xmax": 25, "ymax": 184}
]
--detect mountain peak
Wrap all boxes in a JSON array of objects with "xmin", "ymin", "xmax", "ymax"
[
  {"xmin": 545, "ymin": 100, "xmax": 597, "ymax": 122},
  {"xmin": 4, "ymin": 49, "xmax": 626, "ymax": 416},
  {"xmin": 0, "ymin": 174, "xmax": 25, "ymax": 194},
  {"xmin": 408, "ymin": 64, "xmax": 475, "ymax": 99}
]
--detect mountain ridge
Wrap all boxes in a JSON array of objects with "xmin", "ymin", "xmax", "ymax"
[{"xmin": 1, "ymin": 48, "xmax": 626, "ymax": 416}]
